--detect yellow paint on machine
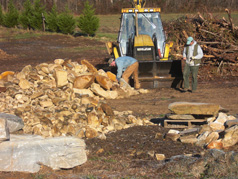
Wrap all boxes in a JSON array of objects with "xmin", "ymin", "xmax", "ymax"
[{"xmin": 134, "ymin": 35, "xmax": 154, "ymax": 47}]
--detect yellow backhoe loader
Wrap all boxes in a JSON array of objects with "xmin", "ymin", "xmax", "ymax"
[{"xmin": 106, "ymin": 0, "xmax": 182, "ymax": 88}]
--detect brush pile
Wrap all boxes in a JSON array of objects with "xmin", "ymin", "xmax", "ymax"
[{"xmin": 165, "ymin": 9, "xmax": 238, "ymax": 77}]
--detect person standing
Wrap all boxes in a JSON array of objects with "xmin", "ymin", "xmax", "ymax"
[
  {"xmin": 182, "ymin": 37, "xmax": 203, "ymax": 93},
  {"xmin": 109, "ymin": 56, "xmax": 140, "ymax": 89}
]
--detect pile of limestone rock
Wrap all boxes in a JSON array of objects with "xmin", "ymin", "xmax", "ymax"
[
  {"xmin": 165, "ymin": 102, "xmax": 238, "ymax": 149},
  {"xmin": 0, "ymin": 59, "xmax": 151, "ymax": 139}
]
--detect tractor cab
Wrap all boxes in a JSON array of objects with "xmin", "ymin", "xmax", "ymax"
[{"xmin": 118, "ymin": 12, "xmax": 166, "ymax": 60}]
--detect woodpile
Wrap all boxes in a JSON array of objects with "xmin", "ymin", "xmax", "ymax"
[
  {"xmin": 165, "ymin": 9, "xmax": 238, "ymax": 77},
  {"xmin": 0, "ymin": 59, "xmax": 151, "ymax": 138}
]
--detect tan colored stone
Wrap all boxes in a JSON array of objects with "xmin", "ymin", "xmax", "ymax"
[
  {"xmin": 87, "ymin": 112, "xmax": 100, "ymax": 127},
  {"xmin": 101, "ymin": 103, "xmax": 114, "ymax": 116},
  {"xmin": 165, "ymin": 133, "xmax": 180, "ymax": 141},
  {"xmin": 85, "ymin": 127, "xmax": 98, "ymax": 138},
  {"xmin": 74, "ymin": 75, "xmax": 95, "ymax": 89},
  {"xmin": 222, "ymin": 125, "xmax": 238, "ymax": 148},
  {"xmin": 54, "ymin": 59, "xmax": 65, "ymax": 65},
  {"xmin": 209, "ymin": 113, "xmax": 228, "ymax": 131},
  {"xmin": 199, "ymin": 125, "xmax": 213, "ymax": 134},
  {"xmin": 205, "ymin": 132, "xmax": 219, "ymax": 146},
  {"xmin": 168, "ymin": 102, "xmax": 220, "ymax": 115},
  {"xmin": 30, "ymin": 91, "xmax": 44, "ymax": 99},
  {"xmin": 196, "ymin": 131, "xmax": 210, "ymax": 147},
  {"xmin": 55, "ymin": 70, "xmax": 68, "ymax": 87},
  {"xmin": 95, "ymin": 75, "xmax": 112, "ymax": 90},
  {"xmin": 155, "ymin": 154, "xmax": 165, "ymax": 161},
  {"xmin": 40, "ymin": 100, "xmax": 54, "ymax": 108},
  {"xmin": 126, "ymin": 115, "xmax": 137, "ymax": 124},
  {"xmin": 91, "ymin": 83, "xmax": 118, "ymax": 99},
  {"xmin": 73, "ymin": 88, "xmax": 94, "ymax": 97},
  {"xmin": 167, "ymin": 114, "xmax": 195, "ymax": 120},
  {"xmin": 180, "ymin": 136, "xmax": 198, "ymax": 144},
  {"xmin": 209, "ymin": 122, "xmax": 225, "ymax": 131},
  {"xmin": 19, "ymin": 79, "xmax": 31, "ymax": 89},
  {"xmin": 155, "ymin": 132, "xmax": 163, "ymax": 139},
  {"xmin": 138, "ymin": 89, "xmax": 149, "ymax": 94}
]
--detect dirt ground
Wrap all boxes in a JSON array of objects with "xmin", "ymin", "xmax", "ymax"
[{"xmin": 0, "ymin": 32, "xmax": 238, "ymax": 178}]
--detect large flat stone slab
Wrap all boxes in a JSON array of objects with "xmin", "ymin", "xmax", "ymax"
[
  {"xmin": 0, "ymin": 135, "xmax": 87, "ymax": 173},
  {"xmin": 168, "ymin": 102, "xmax": 220, "ymax": 115}
]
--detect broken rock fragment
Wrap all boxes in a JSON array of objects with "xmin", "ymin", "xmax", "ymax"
[
  {"xmin": 0, "ymin": 118, "xmax": 10, "ymax": 142},
  {"xmin": 0, "ymin": 113, "xmax": 24, "ymax": 133}
]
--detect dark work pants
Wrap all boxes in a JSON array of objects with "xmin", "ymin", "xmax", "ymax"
[{"xmin": 183, "ymin": 63, "xmax": 199, "ymax": 91}]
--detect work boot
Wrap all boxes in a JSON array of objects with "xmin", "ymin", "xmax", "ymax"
[{"xmin": 181, "ymin": 88, "xmax": 189, "ymax": 93}]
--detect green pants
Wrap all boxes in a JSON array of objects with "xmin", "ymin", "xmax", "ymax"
[{"xmin": 183, "ymin": 63, "xmax": 199, "ymax": 91}]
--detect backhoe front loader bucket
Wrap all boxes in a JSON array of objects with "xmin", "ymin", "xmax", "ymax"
[{"xmin": 137, "ymin": 60, "xmax": 183, "ymax": 88}]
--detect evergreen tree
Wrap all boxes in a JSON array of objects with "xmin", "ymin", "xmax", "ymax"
[
  {"xmin": 4, "ymin": 0, "xmax": 19, "ymax": 28},
  {"xmin": 78, "ymin": 0, "xmax": 99, "ymax": 36},
  {"xmin": 19, "ymin": 0, "xmax": 34, "ymax": 29},
  {"xmin": 57, "ymin": 7, "xmax": 76, "ymax": 34},
  {"xmin": 0, "ymin": 4, "xmax": 4, "ymax": 26},
  {"xmin": 31, "ymin": 0, "xmax": 46, "ymax": 30},
  {"xmin": 46, "ymin": 4, "xmax": 58, "ymax": 32}
]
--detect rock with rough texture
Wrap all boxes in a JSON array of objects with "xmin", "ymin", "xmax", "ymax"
[
  {"xmin": 225, "ymin": 119, "xmax": 238, "ymax": 128},
  {"xmin": 179, "ymin": 135, "xmax": 198, "ymax": 144},
  {"xmin": 91, "ymin": 83, "xmax": 118, "ymax": 99},
  {"xmin": 85, "ymin": 127, "xmax": 98, "ymax": 138},
  {"xmin": 166, "ymin": 114, "xmax": 195, "ymax": 120},
  {"xmin": 180, "ymin": 128, "xmax": 200, "ymax": 136},
  {"xmin": 168, "ymin": 102, "xmax": 220, "ymax": 115},
  {"xmin": 156, "ymin": 154, "xmax": 165, "ymax": 161},
  {"xmin": 158, "ymin": 149, "xmax": 238, "ymax": 178},
  {"xmin": 0, "ymin": 118, "xmax": 9, "ymax": 142},
  {"xmin": 0, "ymin": 113, "xmax": 24, "ymax": 133},
  {"xmin": 55, "ymin": 70, "xmax": 68, "ymax": 87},
  {"xmin": 0, "ymin": 59, "xmax": 149, "ymax": 138},
  {"xmin": 95, "ymin": 75, "xmax": 112, "ymax": 90},
  {"xmin": 222, "ymin": 125, "xmax": 238, "ymax": 148},
  {"xmin": 209, "ymin": 112, "xmax": 228, "ymax": 131},
  {"xmin": 73, "ymin": 75, "xmax": 95, "ymax": 89},
  {"xmin": 0, "ymin": 135, "xmax": 87, "ymax": 173},
  {"xmin": 205, "ymin": 132, "xmax": 219, "ymax": 146},
  {"xmin": 19, "ymin": 78, "xmax": 31, "ymax": 89},
  {"xmin": 165, "ymin": 133, "xmax": 180, "ymax": 141},
  {"xmin": 196, "ymin": 131, "xmax": 210, "ymax": 147},
  {"xmin": 73, "ymin": 88, "xmax": 94, "ymax": 97}
]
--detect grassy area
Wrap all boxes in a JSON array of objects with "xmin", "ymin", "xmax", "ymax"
[
  {"xmin": 97, "ymin": 14, "xmax": 121, "ymax": 33},
  {"xmin": 62, "ymin": 46, "xmax": 106, "ymax": 53},
  {"xmin": 0, "ymin": 27, "xmax": 44, "ymax": 40}
]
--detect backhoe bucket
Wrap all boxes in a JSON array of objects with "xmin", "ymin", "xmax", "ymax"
[{"xmin": 137, "ymin": 60, "xmax": 183, "ymax": 88}]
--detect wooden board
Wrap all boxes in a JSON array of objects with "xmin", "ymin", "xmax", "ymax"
[{"xmin": 164, "ymin": 119, "xmax": 207, "ymax": 128}]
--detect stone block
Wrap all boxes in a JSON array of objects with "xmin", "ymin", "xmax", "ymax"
[
  {"xmin": 168, "ymin": 102, "xmax": 220, "ymax": 115},
  {"xmin": 0, "ymin": 135, "xmax": 87, "ymax": 173}
]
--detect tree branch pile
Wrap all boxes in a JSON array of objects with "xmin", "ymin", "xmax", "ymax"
[{"xmin": 165, "ymin": 10, "xmax": 238, "ymax": 77}]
